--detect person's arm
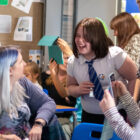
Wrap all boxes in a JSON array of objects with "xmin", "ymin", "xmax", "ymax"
[
  {"xmin": 56, "ymin": 38, "xmax": 73, "ymax": 56},
  {"xmin": 117, "ymin": 56, "xmax": 137, "ymax": 95},
  {"xmin": 19, "ymin": 78, "xmax": 56, "ymax": 140},
  {"xmin": 19, "ymin": 77, "xmax": 56, "ymax": 124},
  {"xmin": 112, "ymin": 80, "xmax": 140, "ymax": 126},
  {"xmin": 49, "ymin": 37, "xmax": 73, "ymax": 98},
  {"xmin": 104, "ymin": 107, "xmax": 134, "ymax": 140},
  {"xmin": 52, "ymin": 74, "xmax": 68, "ymax": 97},
  {"xmin": 67, "ymin": 55, "xmax": 93, "ymax": 97},
  {"xmin": 120, "ymin": 93, "xmax": 140, "ymax": 126},
  {"xmin": 133, "ymin": 79, "xmax": 140, "ymax": 102},
  {"xmin": 29, "ymin": 118, "xmax": 46, "ymax": 140},
  {"xmin": 49, "ymin": 59, "xmax": 68, "ymax": 97},
  {"xmin": 0, "ymin": 134, "xmax": 21, "ymax": 140},
  {"xmin": 100, "ymin": 90, "xmax": 135, "ymax": 140},
  {"xmin": 67, "ymin": 75, "xmax": 81, "ymax": 97},
  {"xmin": 67, "ymin": 74, "xmax": 93, "ymax": 97}
]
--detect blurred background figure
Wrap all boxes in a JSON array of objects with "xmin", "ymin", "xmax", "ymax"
[
  {"xmin": 41, "ymin": 38, "xmax": 76, "ymax": 107},
  {"xmin": 24, "ymin": 61, "xmax": 43, "ymax": 90},
  {"xmin": 110, "ymin": 12, "xmax": 140, "ymax": 67}
]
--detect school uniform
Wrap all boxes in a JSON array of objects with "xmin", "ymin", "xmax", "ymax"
[{"xmin": 67, "ymin": 46, "xmax": 127, "ymax": 123}]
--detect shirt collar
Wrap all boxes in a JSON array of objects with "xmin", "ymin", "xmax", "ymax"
[{"xmin": 78, "ymin": 55, "xmax": 96, "ymax": 64}]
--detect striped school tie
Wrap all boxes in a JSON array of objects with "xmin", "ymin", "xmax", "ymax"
[{"xmin": 86, "ymin": 59, "xmax": 104, "ymax": 101}]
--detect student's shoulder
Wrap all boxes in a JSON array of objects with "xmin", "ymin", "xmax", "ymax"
[
  {"xmin": 109, "ymin": 46, "xmax": 126, "ymax": 57},
  {"xmin": 19, "ymin": 77, "xmax": 34, "ymax": 89},
  {"xmin": 132, "ymin": 33, "xmax": 140, "ymax": 40},
  {"xmin": 108, "ymin": 47, "xmax": 127, "ymax": 66},
  {"xmin": 19, "ymin": 77, "xmax": 44, "ymax": 96},
  {"xmin": 19, "ymin": 77, "xmax": 29, "ymax": 85},
  {"xmin": 109, "ymin": 46, "xmax": 123, "ymax": 53},
  {"xmin": 68, "ymin": 55, "xmax": 79, "ymax": 64}
]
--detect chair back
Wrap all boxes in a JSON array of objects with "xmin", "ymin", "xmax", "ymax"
[
  {"xmin": 71, "ymin": 123, "xmax": 103, "ymax": 140},
  {"xmin": 71, "ymin": 123, "xmax": 121, "ymax": 140}
]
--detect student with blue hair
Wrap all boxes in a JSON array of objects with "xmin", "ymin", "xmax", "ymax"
[{"xmin": 0, "ymin": 46, "xmax": 66, "ymax": 140}]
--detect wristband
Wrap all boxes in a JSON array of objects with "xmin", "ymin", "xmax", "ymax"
[{"xmin": 34, "ymin": 121, "xmax": 44, "ymax": 127}]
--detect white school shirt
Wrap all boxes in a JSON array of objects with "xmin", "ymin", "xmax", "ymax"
[{"xmin": 67, "ymin": 46, "xmax": 127, "ymax": 114}]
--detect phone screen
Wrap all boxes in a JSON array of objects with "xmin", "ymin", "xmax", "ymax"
[{"xmin": 108, "ymin": 73, "xmax": 115, "ymax": 97}]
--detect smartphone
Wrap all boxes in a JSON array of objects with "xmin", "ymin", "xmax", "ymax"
[
  {"xmin": 108, "ymin": 73, "xmax": 115, "ymax": 97},
  {"xmin": 48, "ymin": 45, "xmax": 64, "ymax": 64}
]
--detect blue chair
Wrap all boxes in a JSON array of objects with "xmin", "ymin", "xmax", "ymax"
[
  {"xmin": 71, "ymin": 123, "xmax": 121, "ymax": 140},
  {"xmin": 43, "ymin": 89, "xmax": 48, "ymax": 95}
]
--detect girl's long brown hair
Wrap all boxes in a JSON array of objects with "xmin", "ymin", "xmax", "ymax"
[
  {"xmin": 110, "ymin": 12, "xmax": 140, "ymax": 49},
  {"xmin": 72, "ymin": 18, "xmax": 111, "ymax": 59}
]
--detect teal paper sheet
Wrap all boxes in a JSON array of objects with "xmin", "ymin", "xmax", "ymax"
[
  {"xmin": 38, "ymin": 35, "xmax": 59, "ymax": 46},
  {"xmin": 48, "ymin": 45, "xmax": 63, "ymax": 64}
]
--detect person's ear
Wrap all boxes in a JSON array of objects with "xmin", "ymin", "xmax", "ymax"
[
  {"xmin": 34, "ymin": 73, "xmax": 39, "ymax": 79},
  {"xmin": 10, "ymin": 67, "xmax": 13, "ymax": 76}
]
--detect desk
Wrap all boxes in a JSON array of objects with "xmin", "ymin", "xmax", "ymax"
[{"xmin": 56, "ymin": 105, "xmax": 78, "ymax": 128}]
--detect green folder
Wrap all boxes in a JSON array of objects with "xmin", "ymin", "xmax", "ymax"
[
  {"xmin": 48, "ymin": 45, "xmax": 63, "ymax": 64},
  {"xmin": 38, "ymin": 35, "xmax": 59, "ymax": 46},
  {"xmin": 0, "ymin": 0, "xmax": 8, "ymax": 5}
]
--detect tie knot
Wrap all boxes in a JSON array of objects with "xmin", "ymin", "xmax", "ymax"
[{"xmin": 85, "ymin": 59, "xmax": 94, "ymax": 66}]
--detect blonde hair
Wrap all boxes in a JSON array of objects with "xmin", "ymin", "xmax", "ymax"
[{"xmin": 24, "ymin": 61, "xmax": 41, "ymax": 83}]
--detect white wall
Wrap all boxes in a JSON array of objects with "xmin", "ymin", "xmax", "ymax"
[
  {"xmin": 45, "ymin": 0, "xmax": 62, "ymax": 36},
  {"xmin": 43, "ymin": 0, "xmax": 62, "ymax": 70},
  {"xmin": 76, "ymin": 0, "xmax": 117, "ymax": 40}
]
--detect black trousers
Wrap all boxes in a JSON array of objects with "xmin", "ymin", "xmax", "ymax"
[
  {"xmin": 82, "ymin": 109, "xmax": 105, "ymax": 124},
  {"xmin": 82, "ymin": 108, "xmax": 126, "ymax": 123},
  {"xmin": 81, "ymin": 109, "xmax": 126, "ymax": 139},
  {"xmin": 81, "ymin": 110, "xmax": 104, "ymax": 138}
]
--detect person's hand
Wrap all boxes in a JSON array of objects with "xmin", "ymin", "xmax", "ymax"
[
  {"xmin": 49, "ymin": 58, "xmax": 58, "ymax": 76},
  {"xmin": 100, "ymin": 89, "xmax": 116, "ymax": 113},
  {"xmin": 78, "ymin": 81, "xmax": 94, "ymax": 95},
  {"xmin": 112, "ymin": 81, "xmax": 128, "ymax": 97},
  {"xmin": 29, "ymin": 125, "xmax": 43, "ymax": 140},
  {"xmin": 57, "ymin": 38, "xmax": 70, "ymax": 50},
  {"xmin": 65, "ymin": 97, "xmax": 70, "ymax": 104},
  {"xmin": 2, "ymin": 134, "xmax": 21, "ymax": 140}
]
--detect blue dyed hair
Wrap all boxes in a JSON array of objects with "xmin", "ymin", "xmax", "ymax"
[{"xmin": 0, "ymin": 47, "xmax": 18, "ymax": 114}]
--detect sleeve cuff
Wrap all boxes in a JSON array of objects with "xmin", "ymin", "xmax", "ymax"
[{"xmin": 119, "ymin": 92, "xmax": 134, "ymax": 107}]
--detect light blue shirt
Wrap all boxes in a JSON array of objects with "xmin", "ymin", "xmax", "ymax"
[{"xmin": 70, "ymin": 97, "xmax": 82, "ymax": 122}]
